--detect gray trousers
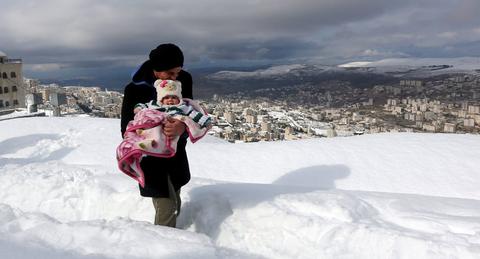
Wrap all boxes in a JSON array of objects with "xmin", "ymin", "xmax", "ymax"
[{"xmin": 152, "ymin": 176, "xmax": 181, "ymax": 227}]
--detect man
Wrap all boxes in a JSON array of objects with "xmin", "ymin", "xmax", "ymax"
[{"xmin": 120, "ymin": 43, "xmax": 192, "ymax": 227}]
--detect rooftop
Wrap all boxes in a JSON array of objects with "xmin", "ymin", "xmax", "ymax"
[{"xmin": 0, "ymin": 51, "xmax": 22, "ymax": 64}]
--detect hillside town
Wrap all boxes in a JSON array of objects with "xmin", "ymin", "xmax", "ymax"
[
  {"xmin": 16, "ymin": 74, "xmax": 480, "ymax": 143},
  {"xmin": 23, "ymin": 80, "xmax": 123, "ymax": 118},
  {"xmin": 1, "ymin": 52, "xmax": 479, "ymax": 143},
  {"xmin": 199, "ymin": 73, "xmax": 480, "ymax": 142}
]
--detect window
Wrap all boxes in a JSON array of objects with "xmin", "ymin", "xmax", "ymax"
[
  {"xmin": 13, "ymin": 99, "xmax": 19, "ymax": 105},
  {"xmin": 10, "ymin": 72, "xmax": 16, "ymax": 78},
  {"xmin": 0, "ymin": 87, "xmax": 2, "ymax": 94},
  {"xmin": 3, "ymin": 87, "xmax": 8, "ymax": 93},
  {"xmin": 12, "ymin": 85, "xmax": 17, "ymax": 92},
  {"xmin": 2, "ymin": 72, "xmax": 6, "ymax": 79},
  {"xmin": 5, "ymin": 101, "xmax": 9, "ymax": 107},
  {"xmin": 0, "ymin": 100, "xmax": 3, "ymax": 107}
]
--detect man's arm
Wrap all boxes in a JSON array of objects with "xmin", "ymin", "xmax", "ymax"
[
  {"xmin": 179, "ymin": 70, "xmax": 193, "ymax": 99},
  {"xmin": 164, "ymin": 117, "xmax": 187, "ymax": 139},
  {"xmin": 120, "ymin": 84, "xmax": 135, "ymax": 137}
]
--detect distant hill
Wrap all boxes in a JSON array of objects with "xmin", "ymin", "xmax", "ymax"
[
  {"xmin": 193, "ymin": 57, "xmax": 480, "ymax": 98},
  {"xmin": 34, "ymin": 57, "xmax": 480, "ymax": 97}
]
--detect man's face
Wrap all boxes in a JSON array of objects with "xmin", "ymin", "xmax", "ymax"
[{"xmin": 154, "ymin": 67, "xmax": 182, "ymax": 80}]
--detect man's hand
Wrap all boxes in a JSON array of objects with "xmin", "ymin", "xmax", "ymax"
[{"xmin": 164, "ymin": 117, "xmax": 186, "ymax": 139}]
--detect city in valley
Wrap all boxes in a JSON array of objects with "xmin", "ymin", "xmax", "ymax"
[
  {"xmin": 1, "ymin": 54, "xmax": 479, "ymax": 143},
  {"xmin": 15, "ymin": 74, "xmax": 480, "ymax": 143}
]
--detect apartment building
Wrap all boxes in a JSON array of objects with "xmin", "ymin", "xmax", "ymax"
[{"xmin": 0, "ymin": 51, "xmax": 25, "ymax": 111}]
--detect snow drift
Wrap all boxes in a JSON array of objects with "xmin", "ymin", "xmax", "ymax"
[{"xmin": 1, "ymin": 116, "xmax": 479, "ymax": 258}]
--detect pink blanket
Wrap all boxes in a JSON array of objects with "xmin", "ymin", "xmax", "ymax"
[{"xmin": 116, "ymin": 106, "xmax": 210, "ymax": 187}]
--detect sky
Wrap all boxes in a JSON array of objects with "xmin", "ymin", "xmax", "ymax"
[
  {"xmin": 1, "ymin": 0, "xmax": 480, "ymax": 87},
  {"xmin": 0, "ymin": 115, "xmax": 480, "ymax": 258}
]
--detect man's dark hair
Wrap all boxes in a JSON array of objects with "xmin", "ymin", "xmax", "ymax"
[{"xmin": 149, "ymin": 43, "xmax": 184, "ymax": 71}]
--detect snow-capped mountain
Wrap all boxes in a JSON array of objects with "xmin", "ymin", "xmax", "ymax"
[
  {"xmin": 207, "ymin": 57, "xmax": 480, "ymax": 81},
  {"xmin": 208, "ymin": 64, "xmax": 341, "ymax": 80},
  {"xmin": 207, "ymin": 63, "xmax": 340, "ymax": 81},
  {"xmin": 1, "ymin": 116, "xmax": 479, "ymax": 258},
  {"xmin": 339, "ymin": 57, "xmax": 480, "ymax": 77},
  {"xmin": 194, "ymin": 57, "xmax": 480, "ymax": 97}
]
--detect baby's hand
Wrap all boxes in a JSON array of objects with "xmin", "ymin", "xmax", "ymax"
[{"xmin": 133, "ymin": 107, "xmax": 142, "ymax": 114}]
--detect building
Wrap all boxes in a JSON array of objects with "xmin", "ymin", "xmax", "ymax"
[
  {"xmin": 422, "ymin": 124, "xmax": 436, "ymax": 132},
  {"xmin": 24, "ymin": 78, "xmax": 40, "ymax": 93},
  {"xmin": 0, "ymin": 51, "xmax": 25, "ymax": 111},
  {"xmin": 245, "ymin": 114, "xmax": 257, "ymax": 124},
  {"xmin": 464, "ymin": 118, "xmax": 475, "ymax": 128},
  {"xmin": 261, "ymin": 121, "xmax": 272, "ymax": 132},
  {"xmin": 400, "ymin": 80, "xmax": 424, "ymax": 87},
  {"xmin": 224, "ymin": 111, "xmax": 236, "ymax": 124},
  {"xmin": 468, "ymin": 105, "xmax": 480, "ymax": 114},
  {"xmin": 443, "ymin": 123, "xmax": 456, "ymax": 133}
]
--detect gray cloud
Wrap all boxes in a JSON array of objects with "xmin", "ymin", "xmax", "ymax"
[
  {"xmin": 0, "ymin": 0, "xmax": 478, "ymax": 84},
  {"xmin": 201, "ymin": 38, "xmax": 320, "ymax": 61}
]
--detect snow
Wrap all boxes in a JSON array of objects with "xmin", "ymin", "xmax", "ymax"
[
  {"xmin": 339, "ymin": 57, "xmax": 480, "ymax": 73},
  {"xmin": 338, "ymin": 61, "xmax": 373, "ymax": 68},
  {"xmin": 209, "ymin": 57, "xmax": 480, "ymax": 81},
  {"xmin": 1, "ymin": 116, "xmax": 480, "ymax": 258},
  {"xmin": 0, "ymin": 109, "xmax": 46, "ymax": 121},
  {"xmin": 209, "ymin": 64, "xmax": 308, "ymax": 80}
]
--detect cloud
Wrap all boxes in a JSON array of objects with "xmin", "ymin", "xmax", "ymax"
[
  {"xmin": 28, "ymin": 63, "xmax": 66, "ymax": 72},
  {"xmin": 0, "ymin": 0, "xmax": 478, "ymax": 84},
  {"xmin": 0, "ymin": 1, "xmax": 412, "ymax": 59},
  {"xmin": 358, "ymin": 49, "xmax": 409, "ymax": 59}
]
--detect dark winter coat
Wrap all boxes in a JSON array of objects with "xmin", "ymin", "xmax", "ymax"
[{"xmin": 120, "ymin": 60, "xmax": 193, "ymax": 197}]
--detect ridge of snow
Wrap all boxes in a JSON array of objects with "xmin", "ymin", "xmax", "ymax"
[
  {"xmin": 210, "ymin": 57, "xmax": 480, "ymax": 81},
  {"xmin": 1, "ymin": 116, "xmax": 480, "ymax": 258},
  {"xmin": 339, "ymin": 57, "xmax": 480, "ymax": 71},
  {"xmin": 209, "ymin": 64, "xmax": 308, "ymax": 79}
]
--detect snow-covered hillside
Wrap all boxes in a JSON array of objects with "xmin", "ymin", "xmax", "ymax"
[
  {"xmin": 1, "ymin": 117, "xmax": 480, "ymax": 258},
  {"xmin": 207, "ymin": 64, "xmax": 339, "ymax": 80},
  {"xmin": 339, "ymin": 57, "xmax": 480, "ymax": 70},
  {"xmin": 208, "ymin": 57, "xmax": 480, "ymax": 81},
  {"xmin": 339, "ymin": 57, "xmax": 480, "ymax": 76}
]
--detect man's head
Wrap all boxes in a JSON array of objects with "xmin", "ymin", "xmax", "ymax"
[
  {"xmin": 149, "ymin": 43, "xmax": 184, "ymax": 80},
  {"xmin": 154, "ymin": 79, "xmax": 182, "ymax": 105}
]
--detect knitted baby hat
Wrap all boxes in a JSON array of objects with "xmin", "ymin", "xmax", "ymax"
[{"xmin": 154, "ymin": 79, "xmax": 182, "ymax": 103}]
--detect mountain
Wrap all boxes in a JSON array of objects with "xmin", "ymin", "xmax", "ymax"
[
  {"xmin": 30, "ymin": 57, "xmax": 480, "ymax": 97},
  {"xmin": 194, "ymin": 57, "xmax": 480, "ymax": 98},
  {"xmin": 195, "ymin": 64, "xmax": 395, "ymax": 98},
  {"xmin": 1, "ymin": 116, "xmax": 479, "ymax": 258},
  {"xmin": 339, "ymin": 57, "xmax": 480, "ymax": 77}
]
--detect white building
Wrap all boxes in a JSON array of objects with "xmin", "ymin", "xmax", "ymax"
[
  {"xmin": 261, "ymin": 122, "xmax": 272, "ymax": 132},
  {"xmin": 245, "ymin": 114, "xmax": 257, "ymax": 124},
  {"xmin": 224, "ymin": 111, "xmax": 236, "ymax": 124},
  {"xmin": 400, "ymin": 80, "xmax": 424, "ymax": 87},
  {"xmin": 464, "ymin": 118, "xmax": 475, "ymax": 128},
  {"xmin": 468, "ymin": 105, "xmax": 480, "ymax": 114},
  {"xmin": 443, "ymin": 123, "xmax": 456, "ymax": 133},
  {"xmin": 404, "ymin": 113, "xmax": 416, "ymax": 121},
  {"xmin": 422, "ymin": 124, "xmax": 436, "ymax": 132},
  {"xmin": 0, "ymin": 51, "xmax": 25, "ymax": 111}
]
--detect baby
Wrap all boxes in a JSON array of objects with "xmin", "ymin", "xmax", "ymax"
[
  {"xmin": 134, "ymin": 79, "xmax": 211, "ymax": 128},
  {"xmin": 117, "ymin": 79, "xmax": 211, "ymax": 187}
]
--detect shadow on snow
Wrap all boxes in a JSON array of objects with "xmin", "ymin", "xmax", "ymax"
[{"xmin": 179, "ymin": 165, "xmax": 350, "ymax": 242}]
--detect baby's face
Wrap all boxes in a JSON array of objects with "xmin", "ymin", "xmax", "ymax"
[{"xmin": 162, "ymin": 95, "xmax": 180, "ymax": 105}]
